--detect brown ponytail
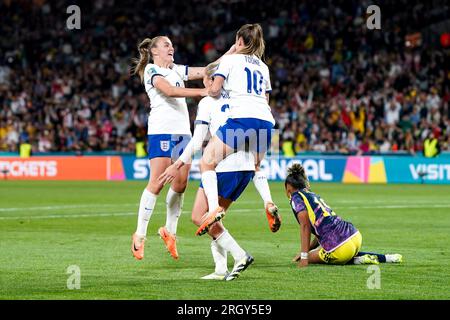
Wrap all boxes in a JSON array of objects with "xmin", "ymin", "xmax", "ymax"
[
  {"xmin": 236, "ymin": 23, "xmax": 265, "ymax": 59},
  {"xmin": 131, "ymin": 37, "xmax": 163, "ymax": 83}
]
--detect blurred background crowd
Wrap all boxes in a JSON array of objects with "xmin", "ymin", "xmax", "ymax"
[{"xmin": 0, "ymin": 0, "xmax": 449, "ymax": 156}]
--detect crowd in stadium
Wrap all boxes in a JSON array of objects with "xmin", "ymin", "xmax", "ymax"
[{"xmin": 0, "ymin": 0, "xmax": 449, "ymax": 155}]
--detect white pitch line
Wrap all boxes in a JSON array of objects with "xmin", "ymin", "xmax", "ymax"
[
  {"xmin": 0, "ymin": 209, "xmax": 255, "ymax": 220},
  {"xmin": 1, "ymin": 199, "xmax": 449, "ymax": 213},
  {"xmin": 1, "ymin": 203, "xmax": 450, "ymax": 221},
  {"xmin": 339, "ymin": 204, "xmax": 450, "ymax": 209}
]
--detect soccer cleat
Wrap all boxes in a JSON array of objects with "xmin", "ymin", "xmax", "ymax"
[
  {"xmin": 265, "ymin": 203, "xmax": 281, "ymax": 232},
  {"xmin": 131, "ymin": 233, "xmax": 146, "ymax": 260},
  {"xmin": 195, "ymin": 207, "xmax": 226, "ymax": 236},
  {"xmin": 200, "ymin": 271, "xmax": 229, "ymax": 280},
  {"xmin": 158, "ymin": 227, "xmax": 178, "ymax": 260},
  {"xmin": 386, "ymin": 254, "xmax": 403, "ymax": 263},
  {"xmin": 224, "ymin": 253, "xmax": 254, "ymax": 281},
  {"xmin": 353, "ymin": 254, "xmax": 379, "ymax": 265}
]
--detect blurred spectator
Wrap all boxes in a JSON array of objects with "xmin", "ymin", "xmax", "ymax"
[
  {"xmin": 423, "ymin": 132, "xmax": 440, "ymax": 157},
  {"xmin": 282, "ymin": 138, "xmax": 295, "ymax": 157},
  {"xmin": 0, "ymin": 0, "xmax": 448, "ymax": 155}
]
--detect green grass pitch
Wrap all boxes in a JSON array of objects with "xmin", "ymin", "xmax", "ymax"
[{"xmin": 0, "ymin": 180, "xmax": 449, "ymax": 300}]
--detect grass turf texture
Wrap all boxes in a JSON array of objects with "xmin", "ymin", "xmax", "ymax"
[{"xmin": 0, "ymin": 181, "xmax": 449, "ymax": 300}]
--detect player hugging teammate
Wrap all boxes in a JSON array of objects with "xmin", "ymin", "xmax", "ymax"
[
  {"xmin": 130, "ymin": 24, "xmax": 280, "ymax": 281},
  {"xmin": 130, "ymin": 35, "xmax": 234, "ymax": 260},
  {"xmin": 130, "ymin": 24, "xmax": 402, "ymax": 281},
  {"xmin": 159, "ymin": 23, "xmax": 281, "ymax": 280}
]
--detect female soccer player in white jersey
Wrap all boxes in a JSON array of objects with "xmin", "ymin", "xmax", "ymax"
[
  {"xmin": 159, "ymin": 63, "xmax": 281, "ymax": 280},
  {"xmin": 130, "ymin": 36, "xmax": 233, "ymax": 261},
  {"xmin": 197, "ymin": 24, "xmax": 276, "ymax": 236}
]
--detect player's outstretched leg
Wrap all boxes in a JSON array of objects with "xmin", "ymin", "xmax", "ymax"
[
  {"xmin": 352, "ymin": 254, "xmax": 379, "ymax": 265},
  {"xmin": 353, "ymin": 252, "xmax": 403, "ymax": 264}
]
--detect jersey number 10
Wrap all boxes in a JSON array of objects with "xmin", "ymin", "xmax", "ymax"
[{"xmin": 244, "ymin": 67, "xmax": 264, "ymax": 95}]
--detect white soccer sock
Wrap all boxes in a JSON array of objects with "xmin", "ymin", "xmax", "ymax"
[
  {"xmin": 253, "ymin": 171, "xmax": 273, "ymax": 206},
  {"xmin": 211, "ymin": 240, "xmax": 228, "ymax": 275},
  {"xmin": 201, "ymin": 170, "xmax": 219, "ymax": 213},
  {"xmin": 215, "ymin": 230, "xmax": 246, "ymax": 262},
  {"xmin": 165, "ymin": 188, "xmax": 184, "ymax": 235},
  {"xmin": 136, "ymin": 189, "xmax": 158, "ymax": 237}
]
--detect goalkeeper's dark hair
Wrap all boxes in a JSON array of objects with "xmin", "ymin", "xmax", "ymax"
[{"xmin": 285, "ymin": 163, "xmax": 310, "ymax": 190}]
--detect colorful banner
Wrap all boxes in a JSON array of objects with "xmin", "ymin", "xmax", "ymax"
[
  {"xmin": 383, "ymin": 156, "xmax": 450, "ymax": 184},
  {"xmin": 342, "ymin": 156, "xmax": 388, "ymax": 183},
  {"xmin": 1, "ymin": 155, "xmax": 449, "ymax": 184},
  {"xmin": 0, "ymin": 156, "xmax": 125, "ymax": 181},
  {"xmin": 121, "ymin": 155, "xmax": 450, "ymax": 184}
]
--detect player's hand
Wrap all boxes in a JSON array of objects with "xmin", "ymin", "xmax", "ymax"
[
  {"xmin": 292, "ymin": 253, "xmax": 302, "ymax": 262},
  {"xmin": 297, "ymin": 259, "xmax": 309, "ymax": 268},
  {"xmin": 158, "ymin": 164, "xmax": 179, "ymax": 185}
]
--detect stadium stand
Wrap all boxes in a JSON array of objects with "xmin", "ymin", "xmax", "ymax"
[{"xmin": 0, "ymin": 0, "xmax": 448, "ymax": 155}]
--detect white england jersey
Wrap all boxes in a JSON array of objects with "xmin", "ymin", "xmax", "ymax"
[
  {"xmin": 144, "ymin": 63, "xmax": 191, "ymax": 135},
  {"xmin": 195, "ymin": 94, "xmax": 255, "ymax": 173},
  {"xmin": 214, "ymin": 54, "xmax": 275, "ymax": 124}
]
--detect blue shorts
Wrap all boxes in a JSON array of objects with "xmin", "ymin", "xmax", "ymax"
[
  {"xmin": 216, "ymin": 118, "xmax": 274, "ymax": 154},
  {"xmin": 147, "ymin": 134, "xmax": 191, "ymax": 160},
  {"xmin": 199, "ymin": 171, "xmax": 255, "ymax": 202}
]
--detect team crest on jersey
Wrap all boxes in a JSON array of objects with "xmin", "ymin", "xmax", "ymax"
[{"xmin": 160, "ymin": 140, "xmax": 170, "ymax": 152}]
